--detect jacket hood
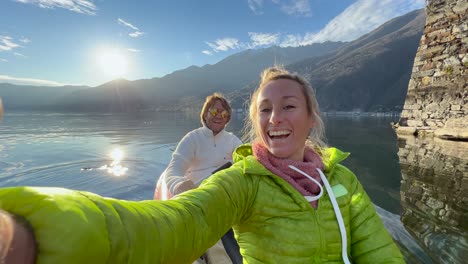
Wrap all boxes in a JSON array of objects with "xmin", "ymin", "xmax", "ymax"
[{"xmin": 233, "ymin": 144, "xmax": 350, "ymax": 175}]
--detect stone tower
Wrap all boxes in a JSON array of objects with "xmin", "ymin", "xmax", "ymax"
[
  {"xmin": 395, "ymin": 1, "xmax": 468, "ymax": 262},
  {"xmin": 395, "ymin": 0, "xmax": 467, "ymax": 139}
]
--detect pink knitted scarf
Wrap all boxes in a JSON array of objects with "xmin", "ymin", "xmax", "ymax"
[{"xmin": 252, "ymin": 143, "xmax": 324, "ymax": 208}]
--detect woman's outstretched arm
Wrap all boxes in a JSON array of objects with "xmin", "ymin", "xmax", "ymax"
[{"xmin": 0, "ymin": 164, "xmax": 254, "ymax": 263}]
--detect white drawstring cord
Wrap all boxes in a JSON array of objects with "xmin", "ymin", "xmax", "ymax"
[
  {"xmin": 288, "ymin": 165, "xmax": 351, "ymax": 264},
  {"xmin": 289, "ymin": 165, "xmax": 323, "ymax": 201},
  {"xmin": 316, "ymin": 168, "xmax": 351, "ymax": 264}
]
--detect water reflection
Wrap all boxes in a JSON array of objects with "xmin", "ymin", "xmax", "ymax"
[
  {"xmin": 397, "ymin": 135, "xmax": 468, "ymax": 263},
  {"xmin": 98, "ymin": 148, "xmax": 128, "ymax": 177},
  {"xmin": 80, "ymin": 148, "xmax": 129, "ymax": 177}
]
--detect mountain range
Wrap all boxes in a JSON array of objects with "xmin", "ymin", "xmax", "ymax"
[{"xmin": 0, "ymin": 9, "xmax": 425, "ymax": 113}]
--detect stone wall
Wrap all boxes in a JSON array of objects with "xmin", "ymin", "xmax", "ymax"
[{"xmin": 395, "ymin": 0, "xmax": 467, "ymax": 140}]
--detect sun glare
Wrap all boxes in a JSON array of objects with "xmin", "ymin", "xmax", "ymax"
[
  {"xmin": 110, "ymin": 148, "xmax": 124, "ymax": 164},
  {"xmin": 95, "ymin": 48, "xmax": 128, "ymax": 78},
  {"xmin": 97, "ymin": 148, "xmax": 128, "ymax": 177}
]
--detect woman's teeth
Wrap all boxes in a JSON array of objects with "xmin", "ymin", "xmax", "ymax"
[{"xmin": 269, "ymin": 130, "xmax": 290, "ymax": 138}]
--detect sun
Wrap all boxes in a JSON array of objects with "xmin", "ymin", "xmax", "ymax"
[{"xmin": 95, "ymin": 47, "xmax": 128, "ymax": 78}]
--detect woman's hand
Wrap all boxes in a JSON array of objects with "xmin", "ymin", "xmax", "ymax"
[
  {"xmin": 0, "ymin": 210, "xmax": 37, "ymax": 264},
  {"xmin": 173, "ymin": 179, "xmax": 197, "ymax": 195}
]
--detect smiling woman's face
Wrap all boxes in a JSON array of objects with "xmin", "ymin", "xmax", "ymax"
[
  {"xmin": 256, "ymin": 79, "xmax": 314, "ymax": 161},
  {"xmin": 204, "ymin": 100, "xmax": 229, "ymax": 135}
]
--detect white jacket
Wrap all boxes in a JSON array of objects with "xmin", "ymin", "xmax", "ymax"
[{"xmin": 165, "ymin": 126, "xmax": 242, "ymax": 193}]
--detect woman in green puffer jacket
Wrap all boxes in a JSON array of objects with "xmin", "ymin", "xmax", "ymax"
[{"xmin": 0, "ymin": 66, "xmax": 404, "ymax": 263}]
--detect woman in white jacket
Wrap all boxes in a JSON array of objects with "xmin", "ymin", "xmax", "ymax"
[{"xmin": 154, "ymin": 92, "xmax": 242, "ymax": 264}]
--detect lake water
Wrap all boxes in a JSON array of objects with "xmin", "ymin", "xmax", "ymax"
[{"xmin": 0, "ymin": 111, "xmax": 436, "ymax": 263}]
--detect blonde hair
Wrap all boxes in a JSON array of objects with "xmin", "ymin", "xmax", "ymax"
[
  {"xmin": 243, "ymin": 65, "xmax": 326, "ymax": 148},
  {"xmin": 200, "ymin": 92, "xmax": 232, "ymax": 126}
]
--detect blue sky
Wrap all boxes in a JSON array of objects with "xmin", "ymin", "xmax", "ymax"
[{"xmin": 0, "ymin": 0, "xmax": 425, "ymax": 87}]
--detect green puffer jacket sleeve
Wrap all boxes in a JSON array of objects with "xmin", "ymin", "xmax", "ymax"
[{"xmin": 0, "ymin": 163, "xmax": 256, "ymax": 264}]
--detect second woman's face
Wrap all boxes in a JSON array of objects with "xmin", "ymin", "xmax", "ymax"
[
  {"xmin": 257, "ymin": 79, "xmax": 314, "ymax": 161},
  {"xmin": 204, "ymin": 100, "xmax": 229, "ymax": 135}
]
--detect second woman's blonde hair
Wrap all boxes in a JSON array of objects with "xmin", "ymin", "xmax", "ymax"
[{"xmin": 243, "ymin": 66, "xmax": 326, "ymax": 148}]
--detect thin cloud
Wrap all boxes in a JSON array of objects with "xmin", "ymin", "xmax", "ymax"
[
  {"xmin": 279, "ymin": 0, "xmax": 312, "ymax": 16},
  {"xmin": 118, "ymin": 18, "xmax": 145, "ymax": 38},
  {"xmin": 118, "ymin": 18, "xmax": 139, "ymax": 31},
  {"xmin": 248, "ymin": 0, "xmax": 264, "ymax": 15},
  {"xmin": 129, "ymin": 31, "xmax": 144, "ymax": 38},
  {"xmin": 248, "ymin": 0, "xmax": 311, "ymax": 16},
  {"xmin": 0, "ymin": 75, "xmax": 67, "ymax": 86},
  {"xmin": 13, "ymin": 52, "xmax": 27, "ymax": 58},
  {"xmin": 206, "ymin": 38, "xmax": 240, "ymax": 52},
  {"xmin": 127, "ymin": 48, "xmax": 141, "ymax": 53},
  {"xmin": 203, "ymin": 33, "xmax": 277, "ymax": 54},
  {"xmin": 280, "ymin": 0, "xmax": 426, "ymax": 46},
  {"xmin": 248, "ymin": 32, "xmax": 279, "ymax": 48},
  {"xmin": 14, "ymin": 0, "xmax": 97, "ymax": 15},
  {"xmin": 0, "ymin": 36, "xmax": 20, "ymax": 52},
  {"xmin": 0, "ymin": 36, "xmax": 29, "ymax": 60},
  {"xmin": 0, "ymin": 58, "xmax": 7, "ymax": 62},
  {"xmin": 279, "ymin": 34, "xmax": 303, "ymax": 47},
  {"xmin": 19, "ymin": 37, "xmax": 31, "ymax": 44}
]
